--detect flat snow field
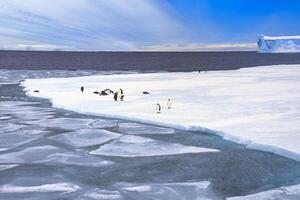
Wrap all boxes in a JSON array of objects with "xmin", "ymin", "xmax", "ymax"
[{"xmin": 22, "ymin": 65, "xmax": 300, "ymax": 161}]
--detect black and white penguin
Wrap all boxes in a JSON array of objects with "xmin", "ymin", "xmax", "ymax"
[
  {"xmin": 156, "ymin": 103, "xmax": 161, "ymax": 114},
  {"xmin": 118, "ymin": 88, "xmax": 124, "ymax": 101},
  {"xmin": 143, "ymin": 91, "xmax": 150, "ymax": 95},
  {"xmin": 100, "ymin": 90, "xmax": 107, "ymax": 96},
  {"xmin": 113, "ymin": 92, "xmax": 118, "ymax": 101},
  {"xmin": 80, "ymin": 86, "xmax": 84, "ymax": 92},
  {"xmin": 33, "ymin": 90, "xmax": 39, "ymax": 93},
  {"xmin": 104, "ymin": 88, "xmax": 114, "ymax": 95},
  {"xmin": 167, "ymin": 99, "xmax": 172, "ymax": 109}
]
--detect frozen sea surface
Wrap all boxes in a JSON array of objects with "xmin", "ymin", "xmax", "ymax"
[
  {"xmin": 1, "ymin": 69, "xmax": 300, "ymax": 199},
  {"xmin": 21, "ymin": 65, "xmax": 300, "ymax": 162}
]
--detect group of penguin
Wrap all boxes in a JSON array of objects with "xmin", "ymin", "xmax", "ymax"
[
  {"xmin": 81, "ymin": 86, "xmax": 124, "ymax": 101},
  {"xmin": 80, "ymin": 86, "xmax": 172, "ymax": 114},
  {"xmin": 156, "ymin": 99, "xmax": 172, "ymax": 114}
]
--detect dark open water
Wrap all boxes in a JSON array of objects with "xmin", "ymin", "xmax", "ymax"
[
  {"xmin": 1, "ymin": 51, "xmax": 300, "ymax": 71},
  {"xmin": 0, "ymin": 70, "xmax": 300, "ymax": 200}
]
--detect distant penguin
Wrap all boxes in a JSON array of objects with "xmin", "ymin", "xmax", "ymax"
[
  {"xmin": 167, "ymin": 99, "xmax": 172, "ymax": 109},
  {"xmin": 80, "ymin": 86, "xmax": 84, "ymax": 92},
  {"xmin": 33, "ymin": 90, "xmax": 39, "ymax": 93},
  {"xmin": 104, "ymin": 88, "xmax": 114, "ymax": 95},
  {"xmin": 120, "ymin": 94, "xmax": 125, "ymax": 101},
  {"xmin": 198, "ymin": 70, "xmax": 201, "ymax": 73},
  {"xmin": 93, "ymin": 91, "xmax": 100, "ymax": 95},
  {"xmin": 118, "ymin": 88, "xmax": 124, "ymax": 101},
  {"xmin": 156, "ymin": 103, "xmax": 161, "ymax": 114},
  {"xmin": 143, "ymin": 91, "xmax": 150, "ymax": 95},
  {"xmin": 100, "ymin": 90, "xmax": 107, "ymax": 96},
  {"xmin": 113, "ymin": 92, "xmax": 118, "ymax": 101}
]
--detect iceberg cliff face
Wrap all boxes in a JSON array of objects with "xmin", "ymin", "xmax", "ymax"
[{"xmin": 258, "ymin": 35, "xmax": 300, "ymax": 53}]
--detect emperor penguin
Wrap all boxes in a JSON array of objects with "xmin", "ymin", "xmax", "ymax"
[
  {"xmin": 156, "ymin": 103, "xmax": 161, "ymax": 114},
  {"xmin": 80, "ymin": 86, "xmax": 84, "ymax": 92},
  {"xmin": 167, "ymin": 99, "xmax": 172, "ymax": 109}
]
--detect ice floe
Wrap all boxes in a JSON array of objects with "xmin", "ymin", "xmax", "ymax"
[
  {"xmin": 0, "ymin": 183, "xmax": 80, "ymax": 193},
  {"xmin": 22, "ymin": 64, "xmax": 300, "ymax": 161},
  {"xmin": 50, "ymin": 129, "xmax": 121, "ymax": 148},
  {"xmin": 115, "ymin": 181, "xmax": 220, "ymax": 200},
  {"xmin": 0, "ymin": 145, "xmax": 112, "ymax": 166},
  {"xmin": 90, "ymin": 135, "xmax": 219, "ymax": 157},
  {"xmin": 76, "ymin": 189, "xmax": 122, "ymax": 200}
]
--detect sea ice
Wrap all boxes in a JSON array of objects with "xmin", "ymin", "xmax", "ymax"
[
  {"xmin": 37, "ymin": 152, "xmax": 113, "ymax": 167},
  {"xmin": 0, "ymin": 183, "xmax": 80, "ymax": 193},
  {"xmin": 49, "ymin": 129, "xmax": 121, "ymax": 148},
  {"xmin": 76, "ymin": 189, "xmax": 122, "ymax": 200},
  {"xmin": 90, "ymin": 135, "xmax": 219, "ymax": 157},
  {"xmin": 117, "ymin": 122, "xmax": 175, "ymax": 135},
  {"xmin": 41, "ymin": 117, "xmax": 95, "ymax": 130},
  {"xmin": 0, "ymin": 145, "xmax": 64, "ymax": 163},
  {"xmin": 115, "ymin": 181, "xmax": 220, "ymax": 200},
  {"xmin": 0, "ymin": 145, "xmax": 112, "ymax": 167},
  {"xmin": 227, "ymin": 183, "xmax": 300, "ymax": 200},
  {"xmin": 22, "ymin": 64, "xmax": 300, "ymax": 161}
]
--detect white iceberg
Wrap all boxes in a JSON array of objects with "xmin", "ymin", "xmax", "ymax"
[{"xmin": 258, "ymin": 35, "xmax": 300, "ymax": 53}]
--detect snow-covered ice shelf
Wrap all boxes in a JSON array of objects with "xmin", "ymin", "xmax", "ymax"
[{"xmin": 21, "ymin": 65, "xmax": 300, "ymax": 161}]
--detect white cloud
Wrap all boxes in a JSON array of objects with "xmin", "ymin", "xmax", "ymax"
[
  {"xmin": 0, "ymin": 0, "xmax": 257, "ymax": 51},
  {"xmin": 0, "ymin": 0, "xmax": 186, "ymax": 50},
  {"xmin": 139, "ymin": 43, "xmax": 257, "ymax": 51}
]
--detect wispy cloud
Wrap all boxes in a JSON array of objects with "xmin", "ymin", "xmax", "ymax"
[
  {"xmin": 0, "ymin": 0, "xmax": 187, "ymax": 50},
  {"xmin": 0, "ymin": 0, "xmax": 257, "ymax": 51}
]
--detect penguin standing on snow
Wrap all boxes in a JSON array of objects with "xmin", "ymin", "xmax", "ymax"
[
  {"xmin": 113, "ymin": 92, "xmax": 118, "ymax": 101},
  {"xmin": 80, "ymin": 86, "xmax": 84, "ymax": 92},
  {"xmin": 118, "ymin": 88, "xmax": 124, "ymax": 101},
  {"xmin": 156, "ymin": 103, "xmax": 161, "ymax": 114},
  {"xmin": 167, "ymin": 99, "xmax": 172, "ymax": 109}
]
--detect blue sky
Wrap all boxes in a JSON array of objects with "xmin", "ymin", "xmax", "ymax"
[{"xmin": 0, "ymin": 0, "xmax": 299, "ymax": 51}]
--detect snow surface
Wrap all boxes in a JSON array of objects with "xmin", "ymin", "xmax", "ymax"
[
  {"xmin": 227, "ymin": 183, "xmax": 300, "ymax": 200},
  {"xmin": 21, "ymin": 65, "xmax": 300, "ymax": 161},
  {"xmin": 258, "ymin": 35, "xmax": 300, "ymax": 53}
]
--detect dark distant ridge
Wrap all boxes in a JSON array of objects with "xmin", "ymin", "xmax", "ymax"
[{"xmin": 1, "ymin": 50, "xmax": 300, "ymax": 71}]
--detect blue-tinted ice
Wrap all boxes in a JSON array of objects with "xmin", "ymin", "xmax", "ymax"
[{"xmin": 0, "ymin": 70, "xmax": 300, "ymax": 200}]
